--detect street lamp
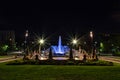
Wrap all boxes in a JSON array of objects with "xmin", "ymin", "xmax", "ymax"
[
  {"xmin": 72, "ymin": 39, "xmax": 78, "ymax": 49},
  {"xmin": 24, "ymin": 30, "xmax": 28, "ymax": 55},
  {"xmin": 38, "ymin": 39, "xmax": 45, "ymax": 54},
  {"xmin": 72, "ymin": 39, "xmax": 77, "ymax": 45},
  {"xmin": 90, "ymin": 31, "xmax": 93, "ymax": 48},
  {"xmin": 70, "ymin": 39, "xmax": 78, "ymax": 60},
  {"xmin": 90, "ymin": 31, "xmax": 93, "ymax": 39},
  {"xmin": 90, "ymin": 31, "xmax": 95, "ymax": 58},
  {"xmin": 25, "ymin": 30, "xmax": 28, "ymax": 38}
]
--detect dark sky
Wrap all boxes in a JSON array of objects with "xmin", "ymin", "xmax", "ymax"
[{"xmin": 0, "ymin": 1, "xmax": 120, "ymax": 38}]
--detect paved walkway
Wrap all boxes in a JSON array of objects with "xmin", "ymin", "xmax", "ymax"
[
  {"xmin": 99, "ymin": 56, "xmax": 120, "ymax": 64},
  {"xmin": 0, "ymin": 56, "xmax": 23, "ymax": 63},
  {"xmin": 1, "ymin": 55, "xmax": 120, "ymax": 64}
]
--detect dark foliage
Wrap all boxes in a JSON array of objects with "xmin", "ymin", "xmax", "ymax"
[
  {"xmin": 6, "ymin": 59, "xmax": 113, "ymax": 66},
  {"xmin": 48, "ymin": 47, "xmax": 53, "ymax": 60},
  {"xmin": 69, "ymin": 47, "xmax": 73, "ymax": 60}
]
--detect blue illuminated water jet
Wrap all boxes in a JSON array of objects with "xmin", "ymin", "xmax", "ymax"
[{"xmin": 51, "ymin": 36, "xmax": 69, "ymax": 55}]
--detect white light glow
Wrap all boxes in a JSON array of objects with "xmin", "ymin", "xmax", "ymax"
[
  {"xmin": 90, "ymin": 31, "xmax": 93, "ymax": 38},
  {"xmin": 39, "ymin": 39, "xmax": 44, "ymax": 44},
  {"xmin": 72, "ymin": 39, "xmax": 77, "ymax": 44},
  {"xmin": 40, "ymin": 57, "xmax": 44, "ymax": 60},
  {"xmin": 75, "ymin": 57, "xmax": 79, "ymax": 60}
]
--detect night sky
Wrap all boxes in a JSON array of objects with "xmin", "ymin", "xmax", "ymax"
[{"xmin": 0, "ymin": 1, "xmax": 120, "ymax": 39}]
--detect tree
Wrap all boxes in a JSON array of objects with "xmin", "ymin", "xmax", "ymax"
[
  {"xmin": 69, "ymin": 46, "xmax": 73, "ymax": 60},
  {"xmin": 0, "ymin": 44, "xmax": 8, "ymax": 55},
  {"xmin": 49, "ymin": 47, "xmax": 53, "ymax": 60}
]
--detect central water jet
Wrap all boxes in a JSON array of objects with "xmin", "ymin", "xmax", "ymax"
[{"xmin": 51, "ymin": 36, "xmax": 69, "ymax": 55}]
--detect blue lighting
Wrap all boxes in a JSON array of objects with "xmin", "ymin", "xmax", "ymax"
[{"xmin": 51, "ymin": 36, "xmax": 69, "ymax": 55}]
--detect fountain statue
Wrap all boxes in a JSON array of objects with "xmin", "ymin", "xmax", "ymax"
[{"xmin": 51, "ymin": 36, "xmax": 69, "ymax": 56}]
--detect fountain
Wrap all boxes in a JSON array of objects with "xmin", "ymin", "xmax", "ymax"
[{"xmin": 51, "ymin": 36, "xmax": 69, "ymax": 56}]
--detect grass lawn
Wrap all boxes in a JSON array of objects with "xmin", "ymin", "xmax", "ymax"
[{"xmin": 0, "ymin": 63, "xmax": 120, "ymax": 80}]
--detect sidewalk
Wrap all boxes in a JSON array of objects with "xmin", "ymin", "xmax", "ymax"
[
  {"xmin": 0, "ymin": 56, "xmax": 23, "ymax": 63},
  {"xmin": 99, "ymin": 56, "xmax": 120, "ymax": 64}
]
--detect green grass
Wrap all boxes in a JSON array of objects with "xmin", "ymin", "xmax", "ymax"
[{"xmin": 0, "ymin": 63, "xmax": 120, "ymax": 80}]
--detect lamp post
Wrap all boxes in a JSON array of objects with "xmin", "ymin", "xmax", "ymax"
[
  {"xmin": 25, "ymin": 30, "xmax": 28, "ymax": 55},
  {"xmin": 72, "ymin": 39, "xmax": 78, "ymax": 49},
  {"xmin": 69, "ymin": 39, "xmax": 78, "ymax": 60},
  {"xmin": 72, "ymin": 39, "xmax": 77, "ymax": 45},
  {"xmin": 38, "ymin": 39, "xmax": 44, "ymax": 54},
  {"xmin": 90, "ymin": 31, "xmax": 94, "ymax": 58}
]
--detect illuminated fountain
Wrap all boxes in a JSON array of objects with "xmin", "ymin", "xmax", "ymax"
[{"xmin": 51, "ymin": 36, "xmax": 69, "ymax": 56}]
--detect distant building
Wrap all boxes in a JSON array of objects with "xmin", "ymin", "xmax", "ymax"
[{"xmin": 0, "ymin": 30, "xmax": 15, "ymax": 45}]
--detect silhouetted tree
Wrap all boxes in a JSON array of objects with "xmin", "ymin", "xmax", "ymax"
[
  {"xmin": 95, "ymin": 55, "xmax": 99, "ymax": 61},
  {"xmin": 92, "ymin": 46, "xmax": 96, "ymax": 59},
  {"xmin": 23, "ymin": 54, "xmax": 29, "ymax": 61},
  {"xmin": 35, "ymin": 55, "xmax": 39, "ymax": 61},
  {"xmin": 82, "ymin": 54, "xmax": 86, "ymax": 62},
  {"xmin": 69, "ymin": 46, "xmax": 73, "ymax": 60},
  {"xmin": 49, "ymin": 47, "xmax": 53, "ymax": 60}
]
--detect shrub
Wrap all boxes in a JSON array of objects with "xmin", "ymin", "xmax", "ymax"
[
  {"xmin": 80, "ymin": 60, "xmax": 114, "ymax": 66},
  {"xmin": 6, "ymin": 59, "xmax": 113, "ymax": 66},
  {"xmin": 24, "ymin": 60, "xmax": 36, "ymax": 64},
  {"xmin": 6, "ymin": 60, "xmax": 24, "ymax": 65},
  {"xmin": 96, "ymin": 61, "xmax": 113, "ymax": 66},
  {"xmin": 113, "ymin": 51, "xmax": 120, "ymax": 56},
  {"xmin": 67, "ymin": 61, "xmax": 74, "ymax": 65}
]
